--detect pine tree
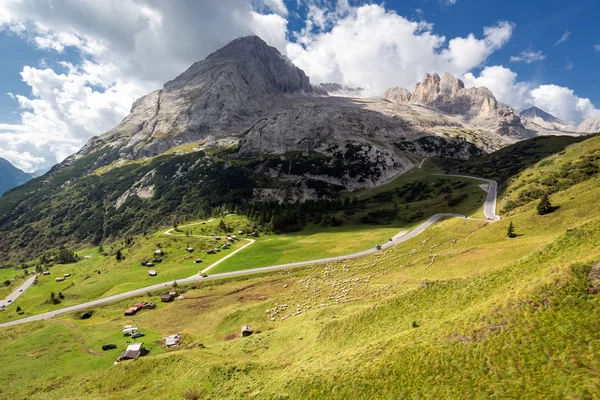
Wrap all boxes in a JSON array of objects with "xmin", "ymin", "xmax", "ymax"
[
  {"xmin": 115, "ymin": 249, "xmax": 122, "ymax": 261},
  {"xmin": 537, "ymin": 193, "xmax": 553, "ymax": 215},
  {"xmin": 98, "ymin": 243, "xmax": 104, "ymax": 254},
  {"xmin": 507, "ymin": 221, "xmax": 516, "ymax": 238}
]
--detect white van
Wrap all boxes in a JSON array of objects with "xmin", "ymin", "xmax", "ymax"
[{"xmin": 123, "ymin": 327, "xmax": 138, "ymax": 336}]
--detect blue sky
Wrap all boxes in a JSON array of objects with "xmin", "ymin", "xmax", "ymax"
[{"xmin": 0, "ymin": 0, "xmax": 598, "ymax": 172}]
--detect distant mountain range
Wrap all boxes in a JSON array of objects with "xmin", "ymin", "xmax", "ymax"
[
  {"xmin": 0, "ymin": 158, "xmax": 33, "ymax": 195},
  {"xmin": 0, "ymin": 35, "xmax": 596, "ymax": 260},
  {"xmin": 519, "ymin": 106, "xmax": 600, "ymax": 134}
]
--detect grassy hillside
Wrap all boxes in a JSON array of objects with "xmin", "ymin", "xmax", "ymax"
[
  {"xmin": 437, "ymin": 135, "xmax": 587, "ymax": 185},
  {"xmin": 0, "ymin": 135, "xmax": 600, "ymax": 398},
  {"xmin": 1, "ymin": 170, "xmax": 484, "ymax": 319}
]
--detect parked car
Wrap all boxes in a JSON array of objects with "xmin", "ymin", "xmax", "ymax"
[
  {"xmin": 131, "ymin": 331, "xmax": 145, "ymax": 339},
  {"xmin": 102, "ymin": 344, "xmax": 117, "ymax": 351}
]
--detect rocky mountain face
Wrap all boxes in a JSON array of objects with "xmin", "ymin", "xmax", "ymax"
[
  {"xmin": 0, "ymin": 158, "xmax": 32, "ymax": 196},
  {"xmin": 65, "ymin": 37, "xmax": 512, "ymax": 198},
  {"xmin": 385, "ymin": 72, "xmax": 533, "ymax": 138},
  {"xmin": 80, "ymin": 36, "xmax": 326, "ymax": 162},
  {"xmin": 577, "ymin": 117, "xmax": 600, "ymax": 134},
  {"xmin": 0, "ymin": 35, "xmax": 581, "ymax": 259}
]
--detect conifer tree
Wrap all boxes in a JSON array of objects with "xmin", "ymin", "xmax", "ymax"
[
  {"xmin": 507, "ymin": 221, "xmax": 516, "ymax": 238},
  {"xmin": 537, "ymin": 193, "xmax": 553, "ymax": 215}
]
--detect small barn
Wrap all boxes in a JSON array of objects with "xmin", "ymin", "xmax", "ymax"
[
  {"xmin": 142, "ymin": 302, "xmax": 156, "ymax": 309},
  {"xmin": 194, "ymin": 259, "xmax": 203, "ymax": 264},
  {"xmin": 206, "ymin": 249, "xmax": 216, "ymax": 255},
  {"xmin": 214, "ymin": 235, "xmax": 221, "ymax": 240},
  {"xmin": 238, "ymin": 230, "xmax": 244, "ymax": 235},
  {"xmin": 55, "ymin": 277, "xmax": 65, "ymax": 282},
  {"xmin": 148, "ymin": 270, "xmax": 157, "ymax": 277},
  {"xmin": 117, "ymin": 343, "xmax": 148, "ymax": 361},
  {"xmin": 161, "ymin": 293, "xmax": 176, "ymax": 302},
  {"xmin": 42, "ymin": 271, "xmax": 51, "ymax": 275},
  {"xmin": 154, "ymin": 249, "xmax": 164, "ymax": 256},
  {"xmin": 185, "ymin": 247, "xmax": 194, "ymax": 253},
  {"xmin": 146, "ymin": 262, "xmax": 155, "ymax": 267},
  {"xmin": 241, "ymin": 325, "xmax": 253, "ymax": 337},
  {"xmin": 63, "ymin": 273, "xmax": 71, "ymax": 277},
  {"xmin": 222, "ymin": 243, "xmax": 231, "ymax": 249}
]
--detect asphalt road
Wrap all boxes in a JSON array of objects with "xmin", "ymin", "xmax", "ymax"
[
  {"xmin": 0, "ymin": 274, "xmax": 38, "ymax": 309},
  {"xmin": 0, "ymin": 174, "xmax": 499, "ymax": 329}
]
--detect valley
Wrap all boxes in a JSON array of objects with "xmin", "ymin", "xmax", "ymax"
[
  {"xmin": 0, "ymin": 163, "xmax": 490, "ymax": 324},
  {"xmin": 0, "ymin": 30, "xmax": 598, "ymax": 400},
  {"xmin": 0, "ymin": 133, "xmax": 599, "ymax": 398}
]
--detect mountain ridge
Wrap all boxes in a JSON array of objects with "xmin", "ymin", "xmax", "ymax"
[{"xmin": 0, "ymin": 158, "xmax": 33, "ymax": 196}]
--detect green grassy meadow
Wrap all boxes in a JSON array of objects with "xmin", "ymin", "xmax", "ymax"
[{"xmin": 2, "ymin": 137, "xmax": 600, "ymax": 398}]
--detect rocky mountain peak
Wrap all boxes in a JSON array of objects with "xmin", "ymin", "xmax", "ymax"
[
  {"xmin": 578, "ymin": 117, "xmax": 600, "ymax": 134},
  {"xmin": 164, "ymin": 35, "xmax": 318, "ymax": 95},
  {"xmin": 83, "ymin": 35, "xmax": 325, "ymax": 162},
  {"xmin": 520, "ymin": 106, "xmax": 564, "ymax": 125},
  {"xmin": 384, "ymin": 72, "xmax": 531, "ymax": 138}
]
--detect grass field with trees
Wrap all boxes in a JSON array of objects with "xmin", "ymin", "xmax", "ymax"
[{"xmin": 0, "ymin": 135, "xmax": 599, "ymax": 398}]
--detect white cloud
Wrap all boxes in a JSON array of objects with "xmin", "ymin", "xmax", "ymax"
[
  {"xmin": 288, "ymin": 4, "xmax": 513, "ymax": 95},
  {"xmin": 595, "ymin": 44, "xmax": 600, "ymax": 51},
  {"xmin": 565, "ymin": 58, "xmax": 574, "ymax": 70},
  {"xmin": 510, "ymin": 50, "xmax": 546, "ymax": 63},
  {"xmin": 555, "ymin": 30, "xmax": 570, "ymax": 45},
  {"xmin": 464, "ymin": 66, "xmax": 599, "ymax": 124},
  {"xmin": 441, "ymin": 0, "xmax": 457, "ymax": 5},
  {"xmin": 531, "ymin": 85, "xmax": 600, "ymax": 124},
  {"xmin": 262, "ymin": 0, "xmax": 288, "ymax": 16}
]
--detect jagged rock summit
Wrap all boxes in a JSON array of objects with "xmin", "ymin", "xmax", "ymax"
[
  {"xmin": 385, "ymin": 72, "xmax": 532, "ymax": 138},
  {"xmin": 86, "ymin": 36, "xmax": 326, "ymax": 160}
]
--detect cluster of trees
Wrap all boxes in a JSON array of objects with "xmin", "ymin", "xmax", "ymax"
[{"xmin": 49, "ymin": 291, "xmax": 65, "ymax": 305}]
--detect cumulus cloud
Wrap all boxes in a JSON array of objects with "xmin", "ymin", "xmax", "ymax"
[
  {"xmin": 464, "ymin": 66, "xmax": 599, "ymax": 124},
  {"xmin": 510, "ymin": 50, "xmax": 546, "ymax": 63},
  {"xmin": 288, "ymin": 4, "xmax": 513, "ymax": 95},
  {"xmin": 555, "ymin": 30, "xmax": 570, "ymax": 45},
  {"xmin": 463, "ymin": 66, "xmax": 532, "ymax": 111},
  {"xmin": 595, "ymin": 44, "xmax": 600, "ymax": 51},
  {"xmin": 262, "ymin": 0, "xmax": 288, "ymax": 16}
]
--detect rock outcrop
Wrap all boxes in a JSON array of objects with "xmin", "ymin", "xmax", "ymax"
[
  {"xmin": 385, "ymin": 72, "xmax": 533, "ymax": 138},
  {"xmin": 384, "ymin": 87, "xmax": 411, "ymax": 104}
]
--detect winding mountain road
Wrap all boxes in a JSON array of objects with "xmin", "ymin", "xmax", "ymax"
[{"xmin": 0, "ymin": 175, "xmax": 499, "ymax": 329}]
